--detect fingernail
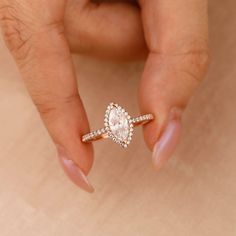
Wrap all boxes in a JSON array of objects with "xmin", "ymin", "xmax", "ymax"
[
  {"xmin": 57, "ymin": 146, "xmax": 94, "ymax": 193},
  {"xmin": 152, "ymin": 108, "xmax": 182, "ymax": 170}
]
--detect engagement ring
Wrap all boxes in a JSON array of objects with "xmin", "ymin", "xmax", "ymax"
[{"xmin": 82, "ymin": 102, "xmax": 154, "ymax": 148}]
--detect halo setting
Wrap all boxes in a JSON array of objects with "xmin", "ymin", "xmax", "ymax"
[
  {"xmin": 82, "ymin": 102, "xmax": 154, "ymax": 148},
  {"xmin": 104, "ymin": 103, "xmax": 133, "ymax": 148}
]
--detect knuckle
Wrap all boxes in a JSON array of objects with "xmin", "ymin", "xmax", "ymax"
[
  {"xmin": 33, "ymin": 93, "xmax": 80, "ymax": 120},
  {"xmin": 183, "ymin": 47, "xmax": 210, "ymax": 76},
  {"xmin": 0, "ymin": 3, "xmax": 64, "ymax": 65},
  {"xmin": 179, "ymin": 49, "xmax": 210, "ymax": 83},
  {"xmin": 174, "ymin": 38, "xmax": 210, "ymax": 82},
  {"xmin": 153, "ymin": 37, "xmax": 210, "ymax": 83},
  {"xmin": 0, "ymin": 3, "xmax": 32, "ymax": 62}
]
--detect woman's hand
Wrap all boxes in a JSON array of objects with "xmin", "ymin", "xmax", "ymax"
[{"xmin": 0, "ymin": 0, "xmax": 209, "ymax": 192}]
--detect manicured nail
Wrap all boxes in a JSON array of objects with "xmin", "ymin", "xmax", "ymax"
[
  {"xmin": 152, "ymin": 108, "xmax": 182, "ymax": 170},
  {"xmin": 57, "ymin": 146, "xmax": 94, "ymax": 193}
]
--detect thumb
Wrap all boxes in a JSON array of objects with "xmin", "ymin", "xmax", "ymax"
[{"xmin": 139, "ymin": 0, "xmax": 210, "ymax": 169}]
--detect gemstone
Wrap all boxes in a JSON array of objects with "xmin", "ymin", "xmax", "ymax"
[{"xmin": 108, "ymin": 106, "xmax": 130, "ymax": 141}]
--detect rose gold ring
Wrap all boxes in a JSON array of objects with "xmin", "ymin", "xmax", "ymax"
[{"xmin": 82, "ymin": 102, "xmax": 154, "ymax": 148}]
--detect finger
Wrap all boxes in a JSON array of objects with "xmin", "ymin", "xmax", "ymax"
[
  {"xmin": 138, "ymin": 0, "xmax": 210, "ymax": 169},
  {"xmin": 0, "ymin": 1, "xmax": 94, "ymax": 192},
  {"xmin": 65, "ymin": 0, "xmax": 148, "ymax": 60}
]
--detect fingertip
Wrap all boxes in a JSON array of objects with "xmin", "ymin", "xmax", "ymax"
[
  {"xmin": 57, "ymin": 145, "xmax": 94, "ymax": 193},
  {"xmin": 151, "ymin": 112, "xmax": 182, "ymax": 170}
]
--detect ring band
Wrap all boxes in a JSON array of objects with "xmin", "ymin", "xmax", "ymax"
[{"xmin": 82, "ymin": 102, "xmax": 154, "ymax": 148}]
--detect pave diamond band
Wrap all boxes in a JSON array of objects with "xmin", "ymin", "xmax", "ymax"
[
  {"xmin": 131, "ymin": 114, "xmax": 154, "ymax": 125},
  {"xmin": 82, "ymin": 102, "xmax": 154, "ymax": 148}
]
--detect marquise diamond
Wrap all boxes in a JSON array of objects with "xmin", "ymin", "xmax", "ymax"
[
  {"xmin": 105, "ymin": 103, "xmax": 133, "ymax": 147},
  {"xmin": 109, "ymin": 107, "xmax": 129, "ymax": 141}
]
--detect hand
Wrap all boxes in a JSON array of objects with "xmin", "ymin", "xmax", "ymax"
[{"xmin": 0, "ymin": 0, "xmax": 209, "ymax": 192}]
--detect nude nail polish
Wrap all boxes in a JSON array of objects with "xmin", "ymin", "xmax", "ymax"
[
  {"xmin": 152, "ymin": 108, "xmax": 182, "ymax": 170},
  {"xmin": 57, "ymin": 146, "xmax": 94, "ymax": 193}
]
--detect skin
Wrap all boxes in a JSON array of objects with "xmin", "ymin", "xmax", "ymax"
[{"xmin": 0, "ymin": 0, "xmax": 209, "ymax": 192}]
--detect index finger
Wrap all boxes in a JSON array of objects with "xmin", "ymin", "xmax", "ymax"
[{"xmin": 0, "ymin": 1, "xmax": 94, "ymax": 192}]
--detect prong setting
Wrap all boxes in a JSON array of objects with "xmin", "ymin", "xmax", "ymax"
[
  {"xmin": 104, "ymin": 102, "xmax": 133, "ymax": 148},
  {"xmin": 82, "ymin": 102, "xmax": 154, "ymax": 147}
]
